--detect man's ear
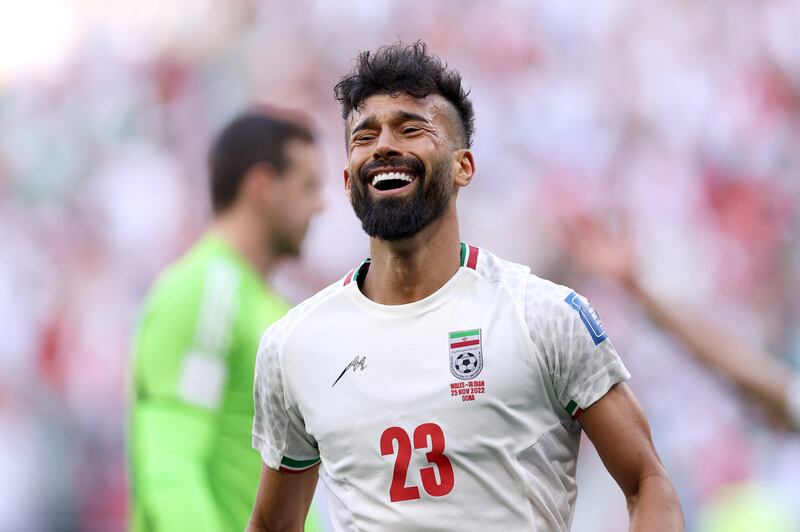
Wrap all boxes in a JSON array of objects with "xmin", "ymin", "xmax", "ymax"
[
  {"xmin": 453, "ymin": 149, "xmax": 475, "ymax": 187},
  {"xmin": 242, "ymin": 162, "xmax": 276, "ymax": 206},
  {"xmin": 343, "ymin": 168, "xmax": 353, "ymax": 199}
]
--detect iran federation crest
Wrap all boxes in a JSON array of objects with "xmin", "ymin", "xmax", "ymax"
[{"xmin": 449, "ymin": 329, "xmax": 483, "ymax": 380}]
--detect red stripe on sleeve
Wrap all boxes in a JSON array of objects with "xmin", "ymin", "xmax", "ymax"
[{"xmin": 343, "ymin": 269, "xmax": 355, "ymax": 286}]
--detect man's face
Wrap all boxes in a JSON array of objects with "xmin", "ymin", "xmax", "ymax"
[
  {"xmin": 344, "ymin": 93, "xmax": 463, "ymax": 241},
  {"xmin": 266, "ymin": 139, "xmax": 324, "ymax": 256}
]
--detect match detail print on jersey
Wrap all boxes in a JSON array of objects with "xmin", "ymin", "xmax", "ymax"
[
  {"xmin": 449, "ymin": 329, "xmax": 483, "ymax": 380},
  {"xmin": 564, "ymin": 291, "xmax": 607, "ymax": 345}
]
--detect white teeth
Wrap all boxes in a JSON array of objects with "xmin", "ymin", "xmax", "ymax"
[{"xmin": 371, "ymin": 172, "xmax": 414, "ymax": 187}]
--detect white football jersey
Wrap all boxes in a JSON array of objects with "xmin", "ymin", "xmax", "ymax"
[{"xmin": 253, "ymin": 244, "xmax": 630, "ymax": 531}]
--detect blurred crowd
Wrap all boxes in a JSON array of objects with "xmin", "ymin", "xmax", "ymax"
[{"xmin": 1, "ymin": 0, "xmax": 799, "ymax": 530}]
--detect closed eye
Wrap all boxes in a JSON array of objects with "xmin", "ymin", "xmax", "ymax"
[{"xmin": 352, "ymin": 134, "xmax": 376, "ymax": 143}]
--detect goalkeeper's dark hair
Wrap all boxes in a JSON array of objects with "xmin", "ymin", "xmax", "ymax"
[
  {"xmin": 208, "ymin": 107, "xmax": 314, "ymax": 214},
  {"xmin": 334, "ymin": 40, "xmax": 474, "ymax": 148}
]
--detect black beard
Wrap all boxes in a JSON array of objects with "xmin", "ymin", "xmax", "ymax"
[{"xmin": 350, "ymin": 156, "xmax": 452, "ymax": 241}]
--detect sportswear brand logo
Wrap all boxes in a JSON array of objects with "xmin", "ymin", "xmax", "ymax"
[{"xmin": 331, "ymin": 355, "xmax": 367, "ymax": 387}]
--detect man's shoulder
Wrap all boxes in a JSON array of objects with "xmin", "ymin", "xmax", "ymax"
[
  {"xmin": 475, "ymin": 248, "xmax": 609, "ymax": 355},
  {"xmin": 524, "ymin": 273, "xmax": 607, "ymax": 349},
  {"xmin": 137, "ymin": 240, "xmax": 269, "ymax": 357},
  {"xmin": 470, "ymin": 246, "xmax": 531, "ymax": 283},
  {"xmin": 258, "ymin": 275, "xmax": 350, "ymax": 355},
  {"xmin": 149, "ymin": 239, "xmax": 231, "ymax": 295},
  {"xmin": 470, "ymin": 245, "xmax": 580, "ymax": 319},
  {"xmin": 469, "ymin": 246, "xmax": 554, "ymax": 295}
]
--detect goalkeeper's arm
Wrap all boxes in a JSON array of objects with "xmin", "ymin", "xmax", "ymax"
[{"xmin": 131, "ymin": 296, "xmax": 230, "ymax": 532}]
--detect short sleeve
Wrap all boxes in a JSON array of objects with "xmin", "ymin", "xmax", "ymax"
[
  {"xmin": 252, "ymin": 322, "xmax": 320, "ymax": 473},
  {"xmin": 525, "ymin": 277, "xmax": 630, "ymax": 417}
]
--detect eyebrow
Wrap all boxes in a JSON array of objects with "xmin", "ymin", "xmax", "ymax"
[{"xmin": 350, "ymin": 111, "xmax": 432, "ymax": 138}]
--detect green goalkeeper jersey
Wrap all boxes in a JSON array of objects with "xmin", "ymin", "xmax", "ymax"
[{"xmin": 130, "ymin": 234, "xmax": 320, "ymax": 531}]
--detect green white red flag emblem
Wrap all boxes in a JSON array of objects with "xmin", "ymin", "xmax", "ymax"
[{"xmin": 449, "ymin": 329, "xmax": 483, "ymax": 380}]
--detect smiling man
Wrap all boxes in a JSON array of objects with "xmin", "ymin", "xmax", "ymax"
[{"xmin": 247, "ymin": 42, "xmax": 684, "ymax": 531}]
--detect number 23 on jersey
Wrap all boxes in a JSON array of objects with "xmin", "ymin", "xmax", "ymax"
[{"xmin": 380, "ymin": 423, "xmax": 455, "ymax": 502}]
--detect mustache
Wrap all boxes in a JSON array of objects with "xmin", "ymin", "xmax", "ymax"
[{"xmin": 359, "ymin": 156, "xmax": 425, "ymax": 183}]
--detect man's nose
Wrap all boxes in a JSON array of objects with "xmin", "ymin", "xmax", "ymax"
[{"xmin": 373, "ymin": 128, "xmax": 402, "ymax": 160}]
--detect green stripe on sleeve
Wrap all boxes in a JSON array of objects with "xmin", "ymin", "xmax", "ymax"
[
  {"xmin": 281, "ymin": 456, "xmax": 321, "ymax": 469},
  {"xmin": 566, "ymin": 400, "xmax": 579, "ymax": 415}
]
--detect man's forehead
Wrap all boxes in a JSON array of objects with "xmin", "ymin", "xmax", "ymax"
[{"xmin": 347, "ymin": 93, "xmax": 454, "ymax": 129}]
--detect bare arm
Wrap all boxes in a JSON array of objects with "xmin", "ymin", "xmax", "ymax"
[
  {"xmin": 625, "ymin": 278, "xmax": 791, "ymax": 423},
  {"xmin": 247, "ymin": 463, "xmax": 319, "ymax": 532},
  {"xmin": 561, "ymin": 215, "xmax": 795, "ymax": 426},
  {"xmin": 580, "ymin": 383, "xmax": 684, "ymax": 531}
]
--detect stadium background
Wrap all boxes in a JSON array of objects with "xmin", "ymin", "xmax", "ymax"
[{"xmin": 1, "ymin": 0, "xmax": 799, "ymax": 530}]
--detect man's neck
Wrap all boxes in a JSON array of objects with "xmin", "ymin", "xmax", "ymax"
[
  {"xmin": 361, "ymin": 210, "xmax": 461, "ymax": 305},
  {"xmin": 210, "ymin": 210, "xmax": 276, "ymax": 278}
]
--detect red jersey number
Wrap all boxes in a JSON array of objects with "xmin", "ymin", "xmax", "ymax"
[{"xmin": 380, "ymin": 423, "xmax": 455, "ymax": 502}]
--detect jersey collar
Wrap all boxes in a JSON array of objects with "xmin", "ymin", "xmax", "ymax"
[{"xmin": 343, "ymin": 242, "xmax": 479, "ymax": 288}]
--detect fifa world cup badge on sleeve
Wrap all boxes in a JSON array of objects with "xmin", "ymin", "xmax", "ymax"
[
  {"xmin": 449, "ymin": 329, "xmax": 483, "ymax": 379},
  {"xmin": 565, "ymin": 291, "xmax": 608, "ymax": 345}
]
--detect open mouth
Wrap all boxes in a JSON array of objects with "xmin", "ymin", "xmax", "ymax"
[{"xmin": 370, "ymin": 171, "xmax": 417, "ymax": 192}]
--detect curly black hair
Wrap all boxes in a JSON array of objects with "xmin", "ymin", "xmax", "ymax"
[{"xmin": 334, "ymin": 41, "xmax": 475, "ymax": 148}]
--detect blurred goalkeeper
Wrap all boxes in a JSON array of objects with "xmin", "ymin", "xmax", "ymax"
[{"xmin": 129, "ymin": 108, "xmax": 324, "ymax": 531}]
